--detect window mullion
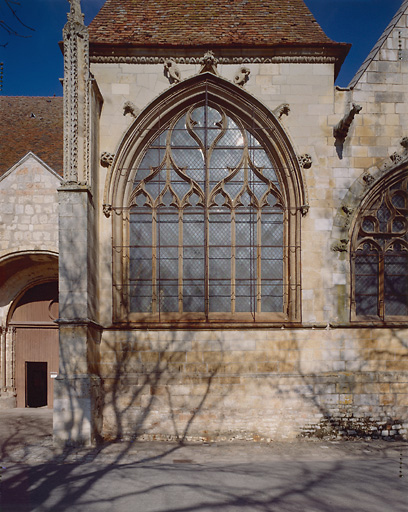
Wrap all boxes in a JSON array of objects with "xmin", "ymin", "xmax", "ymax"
[
  {"xmin": 151, "ymin": 208, "xmax": 157, "ymax": 314},
  {"xmin": 204, "ymin": 94, "xmax": 209, "ymax": 319},
  {"xmin": 257, "ymin": 208, "xmax": 262, "ymax": 314},
  {"xmin": 178, "ymin": 208, "xmax": 183, "ymax": 314},
  {"xmin": 231, "ymin": 209, "xmax": 236, "ymax": 314},
  {"xmin": 379, "ymin": 251, "xmax": 385, "ymax": 319}
]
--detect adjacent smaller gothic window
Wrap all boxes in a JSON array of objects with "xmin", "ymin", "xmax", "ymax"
[{"xmin": 351, "ymin": 175, "xmax": 408, "ymax": 320}]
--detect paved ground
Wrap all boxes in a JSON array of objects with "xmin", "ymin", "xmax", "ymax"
[{"xmin": 0, "ymin": 409, "xmax": 407, "ymax": 511}]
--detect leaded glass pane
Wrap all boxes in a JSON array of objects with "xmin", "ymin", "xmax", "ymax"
[
  {"xmin": 210, "ymin": 285, "xmax": 231, "ymax": 313},
  {"xmin": 362, "ymin": 218, "xmax": 374, "ymax": 232},
  {"xmin": 392, "ymin": 219, "xmax": 405, "ymax": 233},
  {"xmin": 224, "ymin": 168, "xmax": 244, "ymax": 200},
  {"xmin": 150, "ymin": 130, "xmax": 168, "ymax": 147},
  {"xmin": 183, "ymin": 212, "xmax": 205, "ymax": 311},
  {"xmin": 129, "ymin": 211, "xmax": 153, "ymax": 312},
  {"xmin": 262, "ymin": 282, "xmax": 283, "ymax": 312},
  {"xmin": 355, "ymin": 251, "xmax": 378, "ymax": 316},
  {"xmin": 128, "ymin": 101, "xmax": 286, "ymax": 318},
  {"xmin": 138, "ymin": 148, "xmax": 162, "ymax": 171},
  {"xmin": 385, "ymin": 250, "xmax": 408, "ymax": 316},
  {"xmin": 170, "ymin": 170, "xmax": 191, "ymax": 200},
  {"xmin": 210, "ymin": 148, "xmax": 243, "ymax": 172},
  {"xmin": 209, "ymin": 211, "xmax": 231, "ymax": 311},
  {"xmin": 158, "ymin": 280, "xmax": 178, "ymax": 313},
  {"xmin": 392, "ymin": 193, "xmax": 405, "ymax": 209},
  {"xmin": 235, "ymin": 283, "xmax": 254, "ymax": 312},
  {"xmin": 250, "ymin": 179, "xmax": 269, "ymax": 200},
  {"xmin": 130, "ymin": 288, "xmax": 153, "ymax": 313},
  {"xmin": 247, "ymin": 131, "xmax": 261, "ymax": 146},
  {"xmin": 157, "ymin": 213, "xmax": 178, "ymax": 246},
  {"xmin": 145, "ymin": 174, "xmax": 165, "ymax": 200},
  {"xmin": 171, "ymin": 115, "xmax": 197, "ymax": 147},
  {"xmin": 377, "ymin": 202, "xmax": 391, "ymax": 232},
  {"xmin": 183, "ymin": 287, "xmax": 205, "ymax": 313}
]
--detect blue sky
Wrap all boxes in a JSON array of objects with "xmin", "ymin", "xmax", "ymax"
[{"xmin": 0, "ymin": 0, "xmax": 404, "ymax": 96}]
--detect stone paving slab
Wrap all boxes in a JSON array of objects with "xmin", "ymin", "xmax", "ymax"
[
  {"xmin": 1, "ymin": 409, "xmax": 408, "ymax": 512},
  {"xmin": 0, "ymin": 409, "xmax": 407, "ymax": 465}
]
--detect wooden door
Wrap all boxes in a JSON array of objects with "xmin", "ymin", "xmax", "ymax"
[
  {"xmin": 15, "ymin": 327, "xmax": 58, "ymax": 408},
  {"xmin": 11, "ymin": 282, "xmax": 59, "ymax": 409}
]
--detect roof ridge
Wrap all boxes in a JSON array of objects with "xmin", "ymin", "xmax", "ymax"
[{"xmin": 348, "ymin": 0, "xmax": 408, "ymax": 88}]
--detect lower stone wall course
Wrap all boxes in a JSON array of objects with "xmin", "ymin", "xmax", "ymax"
[{"xmin": 97, "ymin": 328, "xmax": 408, "ymax": 441}]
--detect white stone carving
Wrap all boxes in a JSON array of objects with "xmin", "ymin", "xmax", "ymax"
[
  {"xmin": 234, "ymin": 66, "xmax": 250, "ymax": 86},
  {"xmin": 123, "ymin": 101, "xmax": 139, "ymax": 118},
  {"xmin": 333, "ymin": 103, "xmax": 362, "ymax": 143},
  {"xmin": 101, "ymin": 152, "xmax": 115, "ymax": 168},
  {"xmin": 273, "ymin": 103, "xmax": 290, "ymax": 119},
  {"xmin": 199, "ymin": 51, "xmax": 219, "ymax": 75},
  {"xmin": 164, "ymin": 59, "xmax": 181, "ymax": 84},
  {"xmin": 298, "ymin": 154, "xmax": 312, "ymax": 169},
  {"xmin": 103, "ymin": 204, "xmax": 112, "ymax": 218},
  {"xmin": 63, "ymin": 0, "xmax": 91, "ymax": 184}
]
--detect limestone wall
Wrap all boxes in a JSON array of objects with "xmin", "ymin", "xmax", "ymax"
[
  {"xmin": 0, "ymin": 154, "xmax": 60, "ymax": 257},
  {"xmin": 82, "ymin": 53, "xmax": 408, "ymax": 443},
  {"xmin": 99, "ymin": 328, "xmax": 408, "ymax": 441},
  {"xmin": 92, "ymin": 60, "xmax": 338, "ymax": 325}
]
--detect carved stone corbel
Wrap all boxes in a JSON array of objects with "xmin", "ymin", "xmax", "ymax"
[
  {"xmin": 273, "ymin": 103, "xmax": 290, "ymax": 120},
  {"xmin": 362, "ymin": 171, "xmax": 375, "ymax": 185},
  {"xmin": 123, "ymin": 101, "xmax": 139, "ymax": 119},
  {"xmin": 400, "ymin": 137, "xmax": 408, "ymax": 150},
  {"xmin": 333, "ymin": 103, "xmax": 362, "ymax": 143},
  {"xmin": 100, "ymin": 152, "xmax": 115, "ymax": 168},
  {"xmin": 298, "ymin": 154, "xmax": 312, "ymax": 169},
  {"xmin": 199, "ymin": 51, "xmax": 219, "ymax": 75},
  {"xmin": 164, "ymin": 59, "xmax": 181, "ymax": 84},
  {"xmin": 234, "ymin": 66, "xmax": 250, "ymax": 86},
  {"xmin": 300, "ymin": 205, "xmax": 310, "ymax": 217},
  {"xmin": 331, "ymin": 239, "xmax": 349, "ymax": 253},
  {"xmin": 390, "ymin": 152, "xmax": 403, "ymax": 164},
  {"xmin": 342, "ymin": 205, "xmax": 354, "ymax": 216},
  {"xmin": 103, "ymin": 204, "xmax": 112, "ymax": 218}
]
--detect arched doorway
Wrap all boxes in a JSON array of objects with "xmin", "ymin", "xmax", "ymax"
[{"xmin": 10, "ymin": 282, "xmax": 59, "ymax": 408}]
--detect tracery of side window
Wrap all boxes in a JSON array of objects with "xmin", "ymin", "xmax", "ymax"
[
  {"xmin": 110, "ymin": 77, "xmax": 304, "ymax": 325},
  {"xmin": 351, "ymin": 173, "xmax": 408, "ymax": 321}
]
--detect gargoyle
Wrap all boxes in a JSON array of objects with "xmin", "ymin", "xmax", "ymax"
[{"xmin": 333, "ymin": 103, "xmax": 362, "ymax": 143}]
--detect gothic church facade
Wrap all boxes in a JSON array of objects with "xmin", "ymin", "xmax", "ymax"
[{"xmin": 1, "ymin": 0, "xmax": 407, "ymax": 445}]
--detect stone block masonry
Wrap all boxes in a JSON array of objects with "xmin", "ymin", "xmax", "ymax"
[{"xmin": 98, "ymin": 328, "xmax": 408, "ymax": 442}]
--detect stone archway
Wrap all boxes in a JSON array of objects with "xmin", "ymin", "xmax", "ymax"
[{"xmin": 0, "ymin": 251, "xmax": 59, "ymax": 409}]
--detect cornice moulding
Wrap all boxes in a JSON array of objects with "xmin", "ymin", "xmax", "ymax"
[{"xmin": 90, "ymin": 55, "xmax": 338, "ymax": 65}]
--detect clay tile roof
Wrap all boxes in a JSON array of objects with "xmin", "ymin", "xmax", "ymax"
[
  {"xmin": 88, "ymin": 0, "xmax": 345, "ymax": 49},
  {"xmin": 0, "ymin": 96, "xmax": 63, "ymax": 177}
]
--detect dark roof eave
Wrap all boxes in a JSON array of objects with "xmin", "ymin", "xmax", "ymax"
[{"xmin": 89, "ymin": 40, "xmax": 350, "ymax": 50}]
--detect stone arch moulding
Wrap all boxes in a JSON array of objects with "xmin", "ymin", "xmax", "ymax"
[
  {"xmin": 105, "ymin": 73, "xmax": 308, "ymax": 212},
  {"xmin": 331, "ymin": 158, "xmax": 408, "ymax": 323},
  {"xmin": 0, "ymin": 250, "xmax": 59, "ymax": 323},
  {"xmin": 104, "ymin": 72, "xmax": 308, "ymax": 325},
  {"xmin": 331, "ymin": 155, "xmax": 408, "ymax": 249}
]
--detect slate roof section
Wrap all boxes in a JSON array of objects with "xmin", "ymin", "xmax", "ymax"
[
  {"xmin": 88, "ymin": 0, "xmax": 346, "ymax": 49},
  {"xmin": 0, "ymin": 96, "xmax": 63, "ymax": 176},
  {"xmin": 349, "ymin": 0, "xmax": 408, "ymax": 88}
]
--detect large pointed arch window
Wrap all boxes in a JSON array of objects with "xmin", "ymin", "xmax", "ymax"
[
  {"xmin": 127, "ymin": 103, "xmax": 285, "ymax": 322},
  {"xmin": 351, "ymin": 174, "xmax": 408, "ymax": 320},
  {"xmin": 110, "ymin": 77, "xmax": 304, "ymax": 325}
]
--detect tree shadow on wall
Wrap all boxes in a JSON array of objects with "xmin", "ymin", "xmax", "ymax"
[{"xmin": 2, "ymin": 324, "xmax": 408, "ymax": 511}]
